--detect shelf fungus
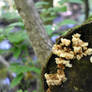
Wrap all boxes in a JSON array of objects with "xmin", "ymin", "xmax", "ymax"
[
  {"xmin": 44, "ymin": 33, "xmax": 92, "ymax": 92},
  {"xmin": 44, "ymin": 69, "xmax": 67, "ymax": 86}
]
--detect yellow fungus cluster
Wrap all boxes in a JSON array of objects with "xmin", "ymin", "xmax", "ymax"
[
  {"xmin": 44, "ymin": 33, "xmax": 92, "ymax": 87},
  {"xmin": 45, "ymin": 69, "xmax": 66, "ymax": 86}
]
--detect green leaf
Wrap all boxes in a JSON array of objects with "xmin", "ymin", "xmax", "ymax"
[
  {"xmin": 5, "ymin": 27, "xmax": 14, "ymax": 35},
  {"xmin": 50, "ymin": 12, "xmax": 56, "ymax": 16},
  {"xmin": 48, "ymin": 7, "xmax": 53, "ymax": 12},
  {"xmin": 0, "ymin": 49, "xmax": 10, "ymax": 54},
  {"xmin": 57, "ymin": 0, "xmax": 83, "ymax": 4},
  {"xmin": 7, "ymin": 31, "xmax": 28, "ymax": 43},
  {"xmin": 17, "ymin": 90, "xmax": 27, "ymax": 92},
  {"xmin": 1, "ymin": 12, "xmax": 21, "ymax": 20},
  {"xmin": 9, "ymin": 65, "xmax": 41, "ymax": 74},
  {"xmin": 68, "ymin": 0, "xmax": 83, "ymax": 4},
  {"xmin": 24, "ymin": 91, "xmax": 28, "ymax": 92},
  {"xmin": 0, "ymin": 34, "xmax": 5, "ymax": 41},
  {"xmin": 41, "ymin": 8, "xmax": 56, "ymax": 17},
  {"xmin": 35, "ymin": 1, "xmax": 49, "ymax": 8},
  {"xmin": 0, "ymin": 29, "xmax": 3, "ymax": 33},
  {"xmin": 13, "ymin": 47, "xmax": 21, "ymax": 59},
  {"xmin": 41, "ymin": 9, "xmax": 50, "ymax": 16},
  {"xmin": 53, "ymin": 6, "xmax": 67, "ymax": 12},
  {"xmin": 0, "ymin": 29, "xmax": 5, "ymax": 41},
  {"xmin": 43, "ymin": 16, "xmax": 56, "ymax": 22},
  {"xmin": 17, "ymin": 89, "xmax": 23, "ymax": 92},
  {"xmin": 10, "ymin": 73, "xmax": 24, "ymax": 88},
  {"xmin": 45, "ymin": 25, "xmax": 53, "ymax": 35},
  {"xmin": 32, "ymin": 90, "xmax": 36, "ymax": 92},
  {"xmin": 8, "ymin": 22, "xmax": 24, "ymax": 28},
  {"xmin": 58, "ymin": 19, "xmax": 76, "ymax": 26},
  {"xmin": 58, "ymin": 0, "xmax": 68, "ymax": 5}
]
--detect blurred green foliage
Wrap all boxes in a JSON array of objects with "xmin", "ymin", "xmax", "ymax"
[
  {"xmin": 9, "ymin": 64, "xmax": 40, "ymax": 88},
  {"xmin": 17, "ymin": 89, "xmax": 28, "ymax": 92},
  {"xmin": 35, "ymin": 0, "xmax": 79, "ymax": 36}
]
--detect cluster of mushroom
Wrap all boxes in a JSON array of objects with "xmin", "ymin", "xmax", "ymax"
[{"xmin": 44, "ymin": 33, "xmax": 92, "ymax": 87}]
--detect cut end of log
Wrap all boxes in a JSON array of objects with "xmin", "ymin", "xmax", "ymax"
[{"xmin": 42, "ymin": 21, "xmax": 92, "ymax": 92}]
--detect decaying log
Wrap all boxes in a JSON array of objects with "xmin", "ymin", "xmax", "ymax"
[{"xmin": 42, "ymin": 21, "xmax": 92, "ymax": 92}]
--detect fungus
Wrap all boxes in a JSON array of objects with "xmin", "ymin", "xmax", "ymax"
[
  {"xmin": 61, "ymin": 38, "xmax": 71, "ymax": 46},
  {"xmin": 90, "ymin": 56, "xmax": 92, "ymax": 63},
  {"xmin": 45, "ymin": 69, "xmax": 66, "ymax": 86},
  {"xmin": 73, "ymin": 46, "xmax": 82, "ymax": 54},
  {"xmin": 55, "ymin": 58, "xmax": 72, "ymax": 68},
  {"xmin": 44, "ymin": 33, "xmax": 92, "ymax": 91}
]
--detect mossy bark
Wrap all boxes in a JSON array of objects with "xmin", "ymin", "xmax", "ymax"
[{"xmin": 42, "ymin": 21, "xmax": 92, "ymax": 92}]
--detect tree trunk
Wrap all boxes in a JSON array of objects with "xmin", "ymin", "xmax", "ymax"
[
  {"xmin": 14, "ymin": 0, "xmax": 53, "ymax": 67},
  {"xmin": 42, "ymin": 21, "xmax": 92, "ymax": 92}
]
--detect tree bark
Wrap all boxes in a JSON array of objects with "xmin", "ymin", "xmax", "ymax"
[
  {"xmin": 14, "ymin": 0, "xmax": 53, "ymax": 66},
  {"xmin": 42, "ymin": 21, "xmax": 92, "ymax": 92}
]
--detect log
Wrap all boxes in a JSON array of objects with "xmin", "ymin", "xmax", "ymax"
[{"xmin": 42, "ymin": 21, "xmax": 92, "ymax": 92}]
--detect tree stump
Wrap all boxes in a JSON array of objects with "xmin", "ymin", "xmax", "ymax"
[{"xmin": 42, "ymin": 21, "xmax": 92, "ymax": 92}]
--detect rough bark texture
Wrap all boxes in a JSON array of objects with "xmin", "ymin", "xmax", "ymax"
[
  {"xmin": 14, "ymin": 0, "xmax": 53, "ymax": 66},
  {"xmin": 42, "ymin": 21, "xmax": 92, "ymax": 92}
]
